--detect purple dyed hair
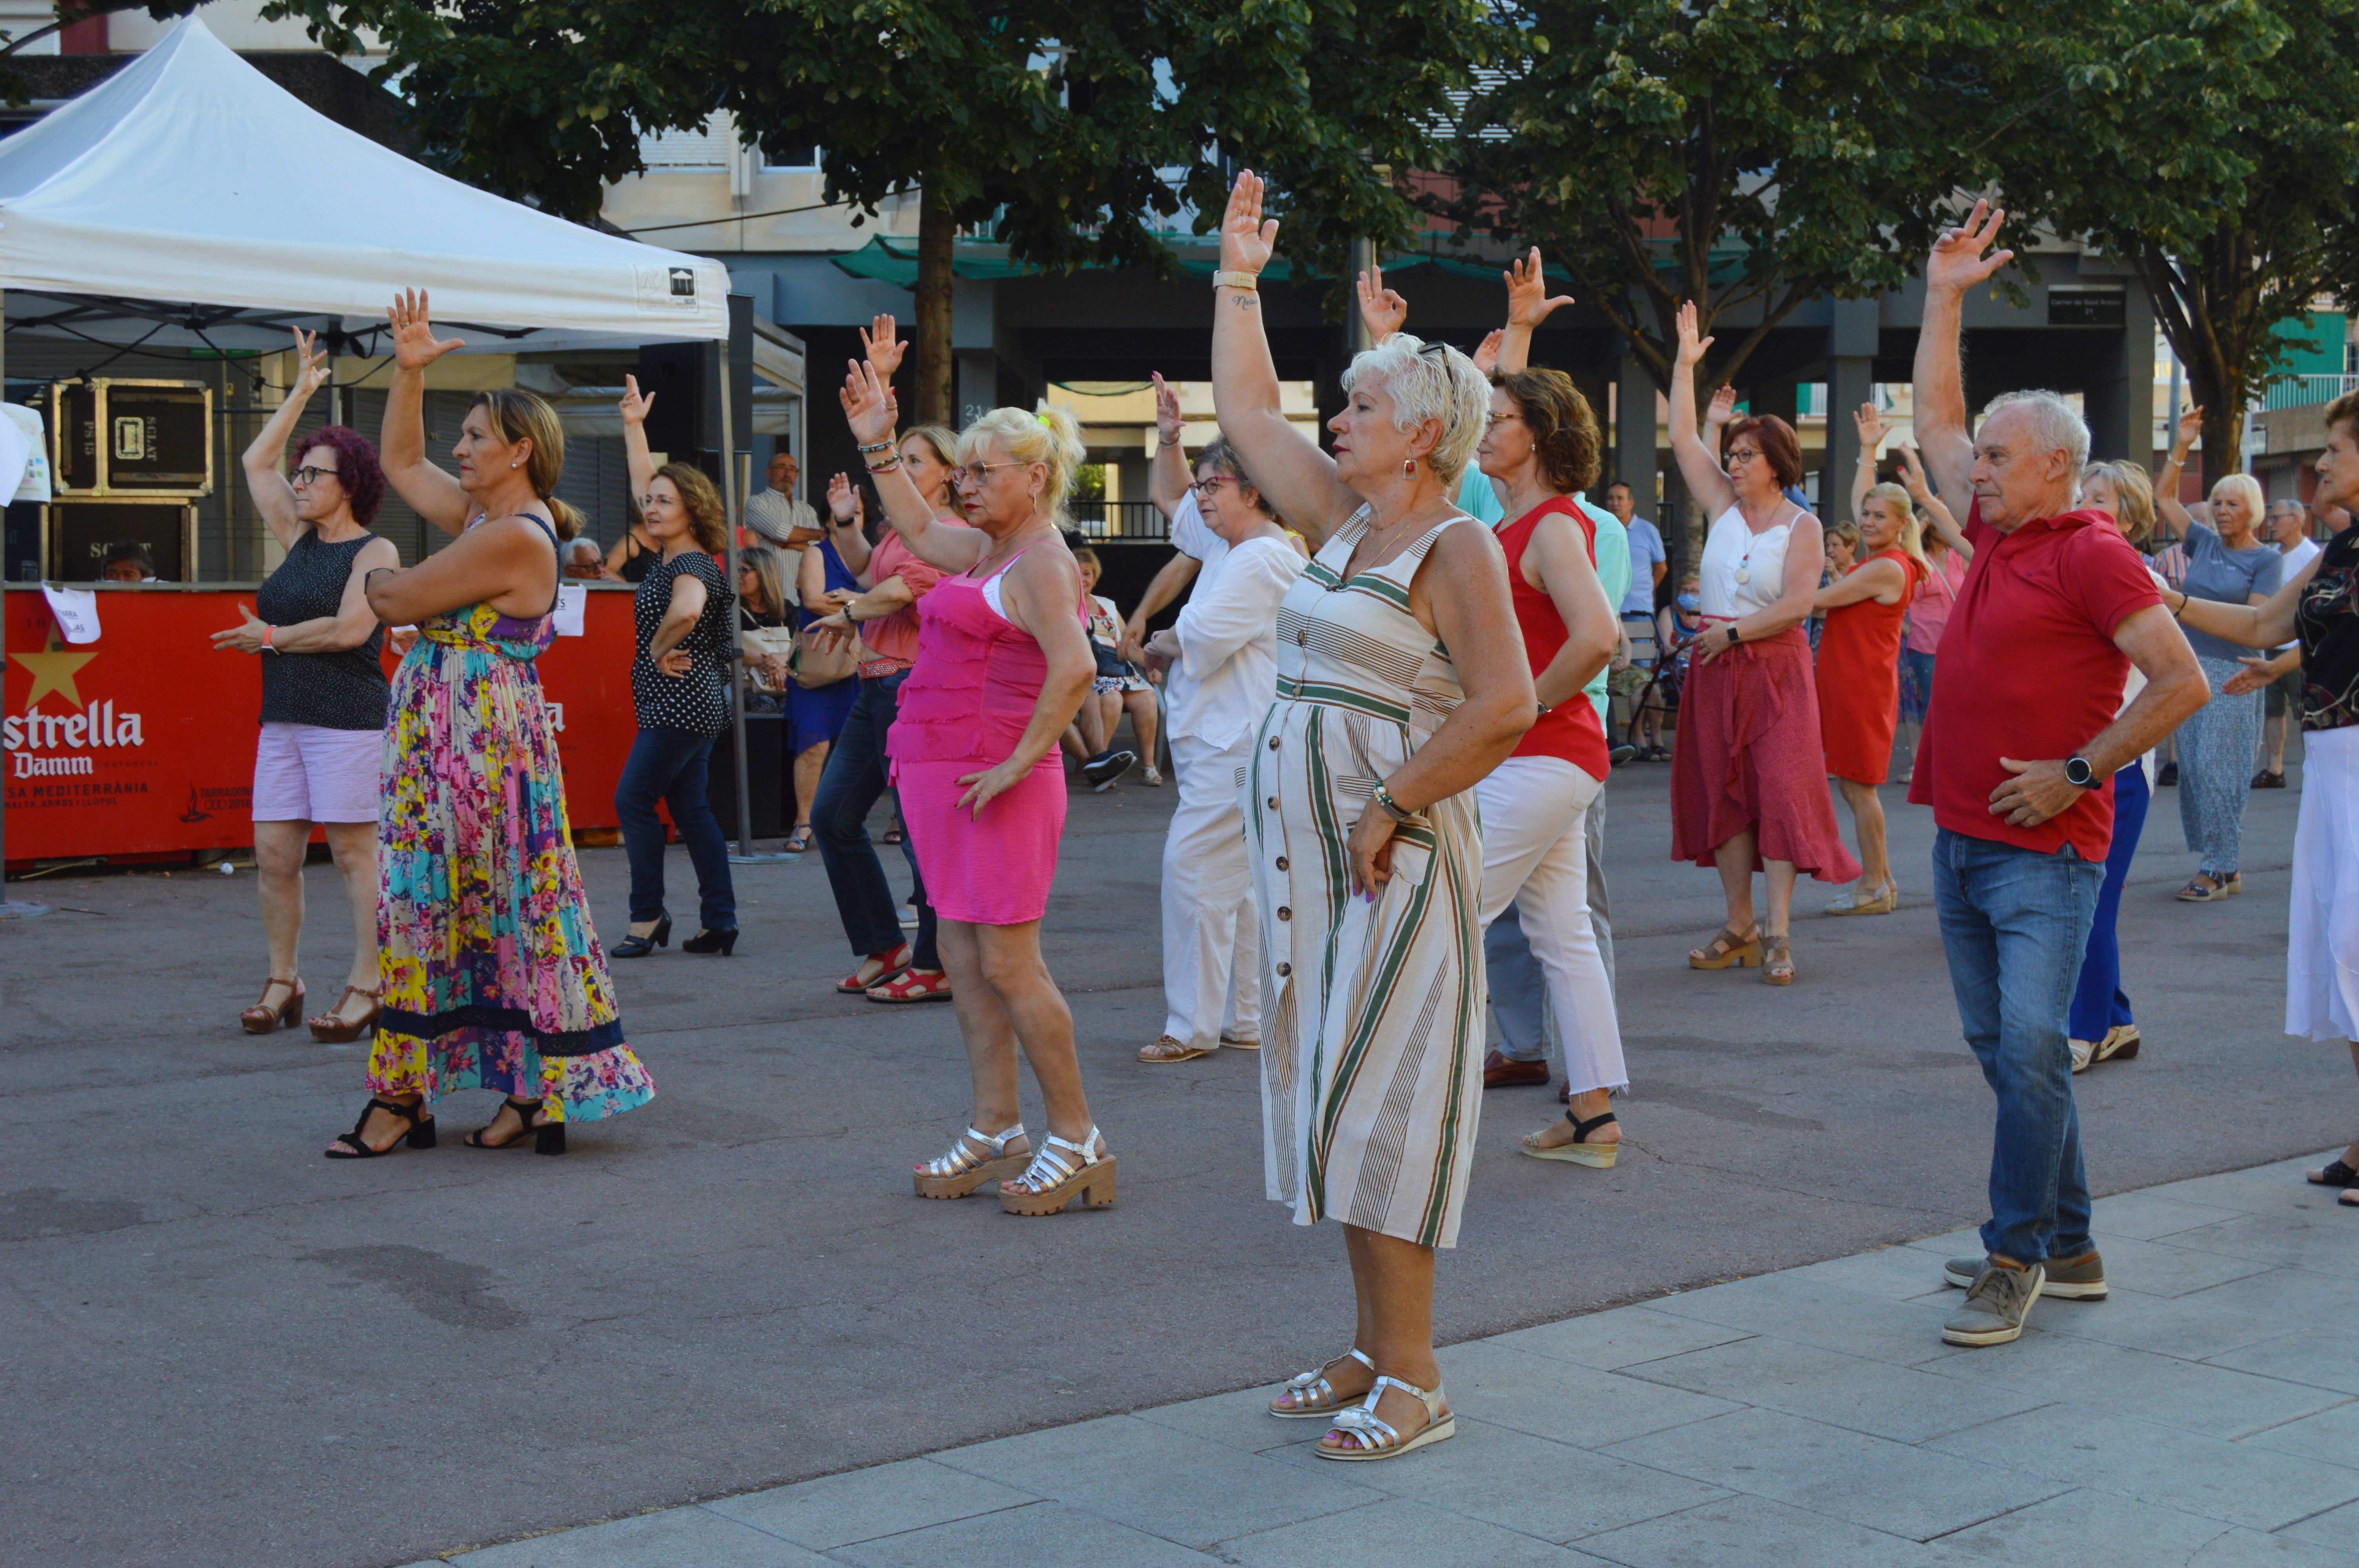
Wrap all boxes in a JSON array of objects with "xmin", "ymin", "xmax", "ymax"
[{"xmin": 295, "ymin": 425, "xmax": 387, "ymax": 528}]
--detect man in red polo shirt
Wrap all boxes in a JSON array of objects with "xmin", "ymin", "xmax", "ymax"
[{"xmin": 1909, "ymin": 203, "xmax": 2207, "ymax": 1348}]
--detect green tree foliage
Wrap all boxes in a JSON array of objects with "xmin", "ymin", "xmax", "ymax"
[
  {"xmin": 1437, "ymin": 0, "xmax": 1991, "ymax": 404},
  {"xmin": 267, "ymin": 0, "xmax": 1498, "ymax": 419},
  {"xmin": 1986, "ymin": 0, "xmax": 2359, "ymax": 484}
]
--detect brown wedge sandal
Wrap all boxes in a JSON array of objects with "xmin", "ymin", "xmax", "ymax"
[
  {"xmin": 998, "ymin": 1127, "xmax": 1115, "ymax": 1215},
  {"xmin": 1688, "ymin": 925, "xmax": 1761, "ymax": 970},
  {"xmin": 241, "ymin": 976, "xmax": 305, "ymax": 1034},
  {"xmin": 1762, "ymin": 935, "xmax": 1796, "ymax": 986},
  {"xmin": 307, "ymin": 984, "xmax": 383, "ymax": 1044},
  {"xmin": 913, "ymin": 1123, "xmax": 1030, "ymax": 1199}
]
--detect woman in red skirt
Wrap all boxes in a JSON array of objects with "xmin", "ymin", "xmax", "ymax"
[
  {"xmin": 1667, "ymin": 303, "xmax": 1861, "ymax": 985},
  {"xmin": 1813, "ymin": 462, "xmax": 1928, "ymax": 916}
]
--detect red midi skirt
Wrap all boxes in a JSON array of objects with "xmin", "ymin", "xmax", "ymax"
[{"xmin": 1670, "ymin": 627, "xmax": 1862, "ymax": 883}]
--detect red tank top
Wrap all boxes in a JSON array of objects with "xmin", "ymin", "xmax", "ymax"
[{"xmin": 1497, "ymin": 497, "xmax": 1612, "ymax": 780}]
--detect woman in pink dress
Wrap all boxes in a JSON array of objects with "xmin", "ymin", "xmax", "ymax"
[{"xmin": 819, "ymin": 364, "xmax": 1110, "ymax": 1216}]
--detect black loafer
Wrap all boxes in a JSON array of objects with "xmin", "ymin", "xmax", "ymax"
[{"xmin": 612, "ymin": 914, "xmax": 671, "ymax": 958}]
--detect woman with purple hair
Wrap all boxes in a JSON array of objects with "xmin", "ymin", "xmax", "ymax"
[{"xmin": 211, "ymin": 327, "xmax": 398, "ymax": 1042}]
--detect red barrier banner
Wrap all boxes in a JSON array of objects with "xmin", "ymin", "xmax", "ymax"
[{"xmin": 4, "ymin": 584, "xmax": 642, "ymax": 866}]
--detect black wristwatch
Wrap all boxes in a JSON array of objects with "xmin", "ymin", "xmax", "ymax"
[{"xmin": 2063, "ymin": 755, "xmax": 2098, "ymax": 789}]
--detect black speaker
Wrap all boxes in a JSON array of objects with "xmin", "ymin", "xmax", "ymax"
[
  {"xmin": 635, "ymin": 296, "xmax": 754, "ymax": 471},
  {"xmin": 49, "ymin": 379, "xmax": 212, "ymax": 496},
  {"xmin": 47, "ymin": 500, "xmax": 192, "ymax": 581}
]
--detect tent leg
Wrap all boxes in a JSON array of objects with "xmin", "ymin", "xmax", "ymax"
[
  {"xmin": 718, "ymin": 366, "xmax": 754, "ymax": 858},
  {"xmin": 0, "ymin": 287, "xmax": 50, "ymax": 920}
]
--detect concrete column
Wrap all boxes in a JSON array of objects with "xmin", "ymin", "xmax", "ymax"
[
  {"xmin": 955, "ymin": 352, "xmax": 995, "ymax": 430},
  {"xmin": 2083, "ymin": 282, "xmax": 2155, "ymax": 463},
  {"xmin": 1614, "ymin": 352, "xmax": 1660, "ymax": 510},
  {"xmin": 1822, "ymin": 357, "xmax": 1874, "ymax": 513}
]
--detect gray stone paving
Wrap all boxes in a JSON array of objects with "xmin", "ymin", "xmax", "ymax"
[{"xmin": 422, "ymin": 1154, "xmax": 2359, "ymax": 1567}]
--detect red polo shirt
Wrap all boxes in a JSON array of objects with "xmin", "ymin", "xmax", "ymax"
[{"xmin": 1906, "ymin": 503, "xmax": 2161, "ymax": 862}]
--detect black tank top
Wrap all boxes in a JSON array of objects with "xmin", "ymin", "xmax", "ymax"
[{"xmin": 254, "ymin": 529, "xmax": 390, "ymax": 731}]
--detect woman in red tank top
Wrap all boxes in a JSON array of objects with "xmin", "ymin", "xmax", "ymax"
[
  {"xmin": 1470, "ymin": 370, "xmax": 1630, "ymax": 1167},
  {"xmin": 1811, "ymin": 474, "xmax": 1929, "ymax": 915}
]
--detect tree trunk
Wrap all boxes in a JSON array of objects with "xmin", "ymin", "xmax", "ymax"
[
  {"xmin": 915, "ymin": 184, "xmax": 956, "ymax": 428},
  {"xmin": 2199, "ymin": 391, "xmax": 2245, "ymax": 488}
]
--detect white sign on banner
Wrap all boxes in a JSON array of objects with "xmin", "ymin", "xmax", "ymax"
[
  {"xmin": 552, "ymin": 583, "xmax": 587, "ymax": 637},
  {"xmin": 5, "ymin": 404, "xmax": 50, "ymax": 502},
  {"xmin": 41, "ymin": 584, "xmax": 100, "ymax": 643}
]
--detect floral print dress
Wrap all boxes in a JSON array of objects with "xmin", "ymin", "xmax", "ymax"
[{"xmin": 366, "ymin": 528, "xmax": 653, "ymax": 1123}]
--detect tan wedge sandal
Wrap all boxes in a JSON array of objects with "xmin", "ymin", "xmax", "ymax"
[
  {"xmin": 1762, "ymin": 935, "xmax": 1796, "ymax": 986},
  {"xmin": 1270, "ymin": 1348, "xmax": 1374, "ymax": 1419},
  {"xmin": 1688, "ymin": 925, "xmax": 1761, "ymax": 970},
  {"xmin": 1314, "ymin": 1375, "xmax": 1456, "ymax": 1462},
  {"xmin": 913, "ymin": 1123, "xmax": 1030, "ymax": 1199},
  {"xmin": 998, "ymin": 1126, "xmax": 1115, "ymax": 1215}
]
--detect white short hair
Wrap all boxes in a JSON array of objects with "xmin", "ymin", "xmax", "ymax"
[
  {"xmin": 567, "ymin": 537, "xmax": 601, "ymax": 561},
  {"xmin": 1979, "ymin": 390, "xmax": 2089, "ymax": 475},
  {"xmin": 1341, "ymin": 333, "xmax": 1490, "ymax": 489}
]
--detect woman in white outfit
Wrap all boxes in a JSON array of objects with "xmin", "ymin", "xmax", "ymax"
[
  {"xmin": 1468, "ymin": 369, "xmax": 1628, "ymax": 1163},
  {"xmin": 1139, "ymin": 433, "xmax": 1307, "ymax": 1063}
]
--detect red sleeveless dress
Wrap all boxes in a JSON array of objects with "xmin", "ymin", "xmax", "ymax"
[
  {"xmin": 1815, "ymin": 546, "xmax": 1927, "ymax": 785},
  {"xmin": 1496, "ymin": 497, "xmax": 1612, "ymax": 781}
]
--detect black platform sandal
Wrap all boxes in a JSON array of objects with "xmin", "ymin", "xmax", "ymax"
[
  {"xmin": 324, "ymin": 1097, "xmax": 436, "ymax": 1159},
  {"xmin": 1519, "ymin": 1110, "xmax": 1620, "ymax": 1169},
  {"xmin": 612, "ymin": 915, "xmax": 672, "ymax": 959},
  {"xmin": 2307, "ymin": 1160, "xmax": 2359, "ymax": 1189},
  {"xmin": 464, "ymin": 1096, "xmax": 565, "ymax": 1156}
]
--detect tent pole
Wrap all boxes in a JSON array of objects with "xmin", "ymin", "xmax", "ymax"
[
  {"xmin": 0, "ymin": 286, "xmax": 49, "ymax": 920},
  {"xmin": 718, "ymin": 355, "xmax": 754, "ymax": 857}
]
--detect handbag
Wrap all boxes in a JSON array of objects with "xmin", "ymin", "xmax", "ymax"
[{"xmin": 739, "ymin": 623, "xmax": 798, "ymax": 692}]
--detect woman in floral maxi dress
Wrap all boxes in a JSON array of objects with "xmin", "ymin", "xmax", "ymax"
[{"xmin": 324, "ymin": 289, "xmax": 651, "ymax": 1159}]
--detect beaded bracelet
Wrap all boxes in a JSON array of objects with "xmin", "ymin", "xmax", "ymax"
[
  {"xmin": 865, "ymin": 459, "xmax": 903, "ymax": 474},
  {"xmin": 856, "ymin": 439, "xmax": 897, "ymax": 454}
]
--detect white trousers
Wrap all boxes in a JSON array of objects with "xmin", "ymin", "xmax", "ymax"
[
  {"xmin": 2288, "ymin": 726, "xmax": 2359, "ymax": 1042},
  {"xmin": 1476, "ymin": 755, "xmax": 1628, "ymax": 1094},
  {"xmin": 1161, "ymin": 732, "xmax": 1263, "ymax": 1050}
]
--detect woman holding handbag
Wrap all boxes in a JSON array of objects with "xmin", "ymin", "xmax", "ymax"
[{"xmin": 781, "ymin": 474, "xmax": 871, "ymax": 851}]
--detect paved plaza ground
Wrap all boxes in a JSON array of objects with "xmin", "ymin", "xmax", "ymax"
[{"xmin": 2, "ymin": 750, "xmax": 2350, "ymax": 1567}]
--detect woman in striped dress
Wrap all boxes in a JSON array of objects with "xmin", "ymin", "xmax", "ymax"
[{"xmin": 1212, "ymin": 172, "xmax": 1536, "ymax": 1463}]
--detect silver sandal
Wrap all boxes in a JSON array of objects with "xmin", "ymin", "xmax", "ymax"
[
  {"xmin": 997, "ymin": 1125, "xmax": 1116, "ymax": 1215},
  {"xmin": 912, "ymin": 1123, "xmax": 1028, "ymax": 1199},
  {"xmin": 1314, "ymin": 1374, "xmax": 1456, "ymax": 1462},
  {"xmin": 1269, "ymin": 1347, "xmax": 1373, "ymax": 1419}
]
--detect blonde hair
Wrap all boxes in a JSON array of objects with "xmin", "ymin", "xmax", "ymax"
[
  {"xmin": 736, "ymin": 544, "xmax": 789, "ymax": 625},
  {"xmin": 957, "ymin": 403, "xmax": 1086, "ymax": 519},
  {"xmin": 472, "ymin": 388, "xmax": 580, "ymax": 539},
  {"xmin": 2081, "ymin": 459, "xmax": 2157, "ymax": 546},
  {"xmin": 2209, "ymin": 471, "xmax": 2264, "ymax": 531},
  {"xmin": 1863, "ymin": 481, "xmax": 1929, "ymax": 571},
  {"xmin": 901, "ymin": 424, "xmax": 958, "ymax": 468},
  {"xmin": 1071, "ymin": 546, "xmax": 1102, "ymax": 577},
  {"xmin": 1341, "ymin": 333, "xmax": 1489, "ymax": 489}
]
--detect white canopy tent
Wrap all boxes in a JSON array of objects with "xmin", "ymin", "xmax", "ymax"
[{"xmin": 0, "ymin": 15, "xmax": 777, "ymax": 854}]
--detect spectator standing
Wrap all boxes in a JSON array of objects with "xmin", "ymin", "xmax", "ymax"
[
  {"xmin": 213, "ymin": 327, "xmax": 398, "ymax": 1042},
  {"xmin": 782, "ymin": 474, "xmax": 874, "ymax": 851},
  {"xmin": 2155, "ymin": 408, "xmax": 2284, "ymax": 901},
  {"xmin": 1668, "ymin": 302, "xmax": 1857, "ymax": 987},
  {"xmin": 743, "ymin": 446, "xmax": 821, "ymax": 582},
  {"xmin": 2251, "ymin": 499, "xmax": 2321, "ymax": 788},
  {"xmin": 1908, "ymin": 207, "xmax": 2205, "ymax": 1344}
]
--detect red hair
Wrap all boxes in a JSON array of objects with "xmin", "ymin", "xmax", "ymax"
[
  {"xmin": 1725, "ymin": 414, "xmax": 1803, "ymax": 491},
  {"xmin": 294, "ymin": 425, "xmax": 387, "ymax": 528}
]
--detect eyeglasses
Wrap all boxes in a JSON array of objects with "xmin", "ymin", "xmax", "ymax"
[
  {"xmin": 290, "ymin": 465, "xmax": 338, "ymax": 486},
  {"xmin": 953, "ymin": 461, "xmax": 1026, "ymax": 486},
  {"xmin": 1485, "ymin": 413, "xmax": 1524, "ymax": 431},
  {"xmin": 1725, "ymin": 446, "xmax": 1764, "ymax": 466},
  {"xmin": 1190, "ymin": 475, "xmax": 1239, "ymax": 497}
]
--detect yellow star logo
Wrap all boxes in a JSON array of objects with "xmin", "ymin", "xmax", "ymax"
[{"xmin": 10, "ymin": 627, "xmax": 97, "ymax": 711}]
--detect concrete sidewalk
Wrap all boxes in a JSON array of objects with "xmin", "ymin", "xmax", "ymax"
[{"xmin": 419, "ymin": 1154, "xmax": 2359, "ymax": 1567}]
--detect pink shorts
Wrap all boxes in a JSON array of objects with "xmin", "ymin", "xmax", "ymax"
[{"xmin": 251, "ymin": 722, "xmax": 383, "ymax": 824}]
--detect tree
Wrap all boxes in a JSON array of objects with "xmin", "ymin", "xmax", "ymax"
[
  {"xmin": 1988, "ymin": 0, "xmax": 2359, "ymax": 485},
  {"xmin": 1437, "ymin": 0, "xmax": 1991, "ymax": 413},
  {"xmin": 270, "ymin": 0, "xmax": 1499, "ymax": 422}
]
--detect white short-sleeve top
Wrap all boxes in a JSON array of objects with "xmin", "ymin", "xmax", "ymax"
[{"xmin": 1698, "ymin": 503, "xmax": 1800, "ymax": 619}]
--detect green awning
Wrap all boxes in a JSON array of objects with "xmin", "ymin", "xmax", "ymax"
[{"xmin": 826, "ymin": 235, "xmax": 1551, "ymax": 287}]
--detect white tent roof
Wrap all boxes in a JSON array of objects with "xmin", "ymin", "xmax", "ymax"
[{"xmin": 0, "ymin": 14, "xmax": 729, "ymax": 343}]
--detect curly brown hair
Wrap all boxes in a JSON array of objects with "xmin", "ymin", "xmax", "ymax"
[
  {"xmin": 654, "ymin": 461, "xmax": 727, "ymax": 554},
  {"xmin": 1492, "ymin": 370, "xmax": 1600, "ymax": 496}
]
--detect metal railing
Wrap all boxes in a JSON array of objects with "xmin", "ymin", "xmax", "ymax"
[
  {"xmin": 1065, "ymin": 500, "xmax": 1170, "ymax": 540},
  {"xmin": 2261, "ymin": 374, "xmax": 2359, "ymax": 411}
]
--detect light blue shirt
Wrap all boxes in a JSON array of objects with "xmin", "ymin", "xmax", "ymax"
[
  {"xmin": 1468, "ymin": 475, "xmax": 1625, "ymax": 724},
  {"xmin": 1454, "ymin": 467, "xmax": 1505, "ymax": 526},
  {"xmin": 1620, "ymin": 516, "xmax": 1665, "ymax": 616}
]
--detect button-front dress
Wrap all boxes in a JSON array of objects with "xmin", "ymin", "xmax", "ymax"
[{"xmin": 1242, "ymin": 508, "xmax": 1486, "ymax": 1249}]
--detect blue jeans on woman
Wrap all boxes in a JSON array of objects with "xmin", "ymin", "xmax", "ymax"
[
  {"xmin": 616, "ymin": 727, "xmax": 737, "ymax": 932},
  {"xmin": 811, "ymin": 671, "xmax": 940, "ymax": 968},
  {"xmin": 2069, "ymin": 763, "xmax": 2149, "ymax": 1043},
  {"xmin": 1931, "ymin": 828, "xmax": 2104, "ymax": 1267}
]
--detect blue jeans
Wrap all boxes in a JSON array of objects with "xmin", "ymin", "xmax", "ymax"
[
  {"xmin": 616, "ymin": 727, "xmax": 737, "ymax": 931},
  {"xmin": 811, "ymin": 671, "xmax": 939, "ymax": 968},
  {"xmin": 1931, "ymin": 828, "xmax": 2103, "ymax": 1266},
  {"xmin": 2069, "ymin": 763, "xmax": 2148, "ymax": 1042}
]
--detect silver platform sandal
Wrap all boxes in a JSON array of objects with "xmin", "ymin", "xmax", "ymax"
[
  {"xmin": 998, "ymin": 1125, "xmax": 1116, "ymax": 1216},
  {"xmin": 1269, "ymin": 1348, "xmax": 1374, "ymax": 1419},
  {"xmin": 913, "ymin": 1123, "xmax": 1028, "ymax": 1199},
  {"xmin": 1314, "ymin": 1375, "xmax": 1456, "ymax": 1462}
]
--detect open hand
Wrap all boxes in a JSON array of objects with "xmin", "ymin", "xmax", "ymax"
[
  {"xmin": 2174, "ymin": 403, "xmax": 2206, "ymax": 455},
  {"xmin": 1705, "ymin": 385, "xmax": 1739, "ymax": 428},
  {"xmin": 1219, "ymin": 170, "xmax": 1279, "ymax": 279},
  {"xmin": 618, "ymin": 373, "xmax": 656, "ymax": 428},
  {"xmin": 388, "ymin": 288, "xmax": 464, "ymax": 371},
  {"xmin": 290, "ymin": 328, "xmax": 331, "ymax": 400},
  {"xmin": 209, "ymin": 605, "xmax": 270, "ymax": 653},
  {"xmin": 1926, "ymin": 200, "xmax": 2013, "ymax": 295},
  {"xmin": 1854, "ymin": 400, "xmax": 1886, "ymax": 452},
  {"xmin": 1356, "ymin": 264, "xmax": 1407, "ymax": 341},
  {"xmin": 1470, "ymin": 328, "xmax": 1505, "ymax": 376},
  {"xmin": 2222, "ymin": 657, "xmax": 2276, "ymax": 697},
  {"xmin": 1151, "ymin": 372, "xmax": 1184, "ymax": 447},
  {"xmin": 1504, "ymin": 247, "xmax": 1575, "ymax": 328},
  {"xmin": 861, "ymin": 314, "xmax": 907, "ymax": 379},
  {"xmin": 1895, "ymin": 440, "xmax": 1932, "ymax": 498},
  {"xmin": 839, "ymin": 358, "xmax": 900, "ymax": 448},
  {"xmin": 1990, "ymin": 757, "xmax": 2078, "ymax": 828},
  {"xmin": 827, "ymin": 470, "xmax": 857, "ymax": 522},
  {"xmin": 805, "ymin": 610, "xmax": 856, "ymax": 651},
  {"xmin": 1674, "ymin": 301, "xmax": 1713, "ymax": 371}
]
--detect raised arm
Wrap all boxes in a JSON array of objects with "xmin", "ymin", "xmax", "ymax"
[
  {"xmin": 2155, "ymin": 404, "xmax": 2203, "ymax": 534},
  {"xmin": 1914, "ymin": 201, "xmax": 2012, "ymax": 512},
  {"xmin": 838, "ymin": 359, "xmax": 983, "ymax": 574},
  {"xmin": 1356, "ymin": 264, "xmax": 1408, "ymax": 344},
  {"xmin": 1494, "ymin": 247, "xmax": 1575, "ymax": 377},
  {"xmin": 1894, "ymin": 440, "xmax": 1969, "ymax": 559},
  {"xmin": 1668, "ymin": 302, "xmax": 1737, "ymax": 517},
  {"xmin": 380, "ymin": 289, "xmax": 474, "ymax": 538},
  {"xmin": 1210, "ymin": 171, "xmax": 1361, "ymax": 547},
  {"xmin": 618, "ymin": 374, "xmax": 657, "ymax": 503},
  {"xmin": 821, "ymin": 472, "xmax": 875, "ymax": 577},
  {"xmin": 1149, "ymin": 372, "xmax": 1192, "ymax": 518},
  {"xmin": 1849, "ymin": 402, "xmax": 1886, "ymax": 526},
  {"xmin": 242, "ymin": 328, "xmax": 332, "ymax": 551}
]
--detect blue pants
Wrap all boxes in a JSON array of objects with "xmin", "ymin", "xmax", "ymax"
[
  {"xmin": 616, "ymin": 727, "xmax": 737, "ymax": 932},
  {"xmin": 810, "ymin": 671, "xmax": 940, "ymax": 969},
  {"xmin": 2068, "ymin": 763, "xmax": 2148, "ymax": 1042},
  {"xmin": 1931, "ymin": 828, "xmax": 2103, "ymax": 1266}
]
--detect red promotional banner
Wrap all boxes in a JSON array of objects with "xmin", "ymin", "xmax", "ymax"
[{"xmin": 4, "ymin": 584, "xmax": 642, "ymax": 867}]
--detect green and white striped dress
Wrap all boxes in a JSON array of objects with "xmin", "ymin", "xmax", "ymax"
[{"xmin": 1242, "ymin": 508, "xmax": 1487, "ymax": 1249}]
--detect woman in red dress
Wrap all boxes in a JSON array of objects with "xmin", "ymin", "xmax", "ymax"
[{"xmin": 1812, "ymin": 473, "xmax": 1928, "ymax": 915}]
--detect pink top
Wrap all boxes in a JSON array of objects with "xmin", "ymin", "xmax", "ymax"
[
  {"xmin": 858, "ymin": 520, "xmax": 972, "ymax": 677},
  {"xmin": 885, "ymin": 544, "xmax": 1079, "ymax": 768},
  {"xmin": 1905, "ymin": 548, "xmax": 1968, "ymax": 655}
]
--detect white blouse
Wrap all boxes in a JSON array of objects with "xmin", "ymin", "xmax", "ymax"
[
  {"xmin": 1169, "ymin": 533, "xmax": 1306, "ymax": 750},
  {"xmin": 1698, "ymin": 503, "xmax": 1799, "ymax": 619}
]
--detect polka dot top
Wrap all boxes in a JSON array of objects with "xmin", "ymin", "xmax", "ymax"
[{"xmin": 631, "ymin": 550, "xmax": 734, "ymax": 735}]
